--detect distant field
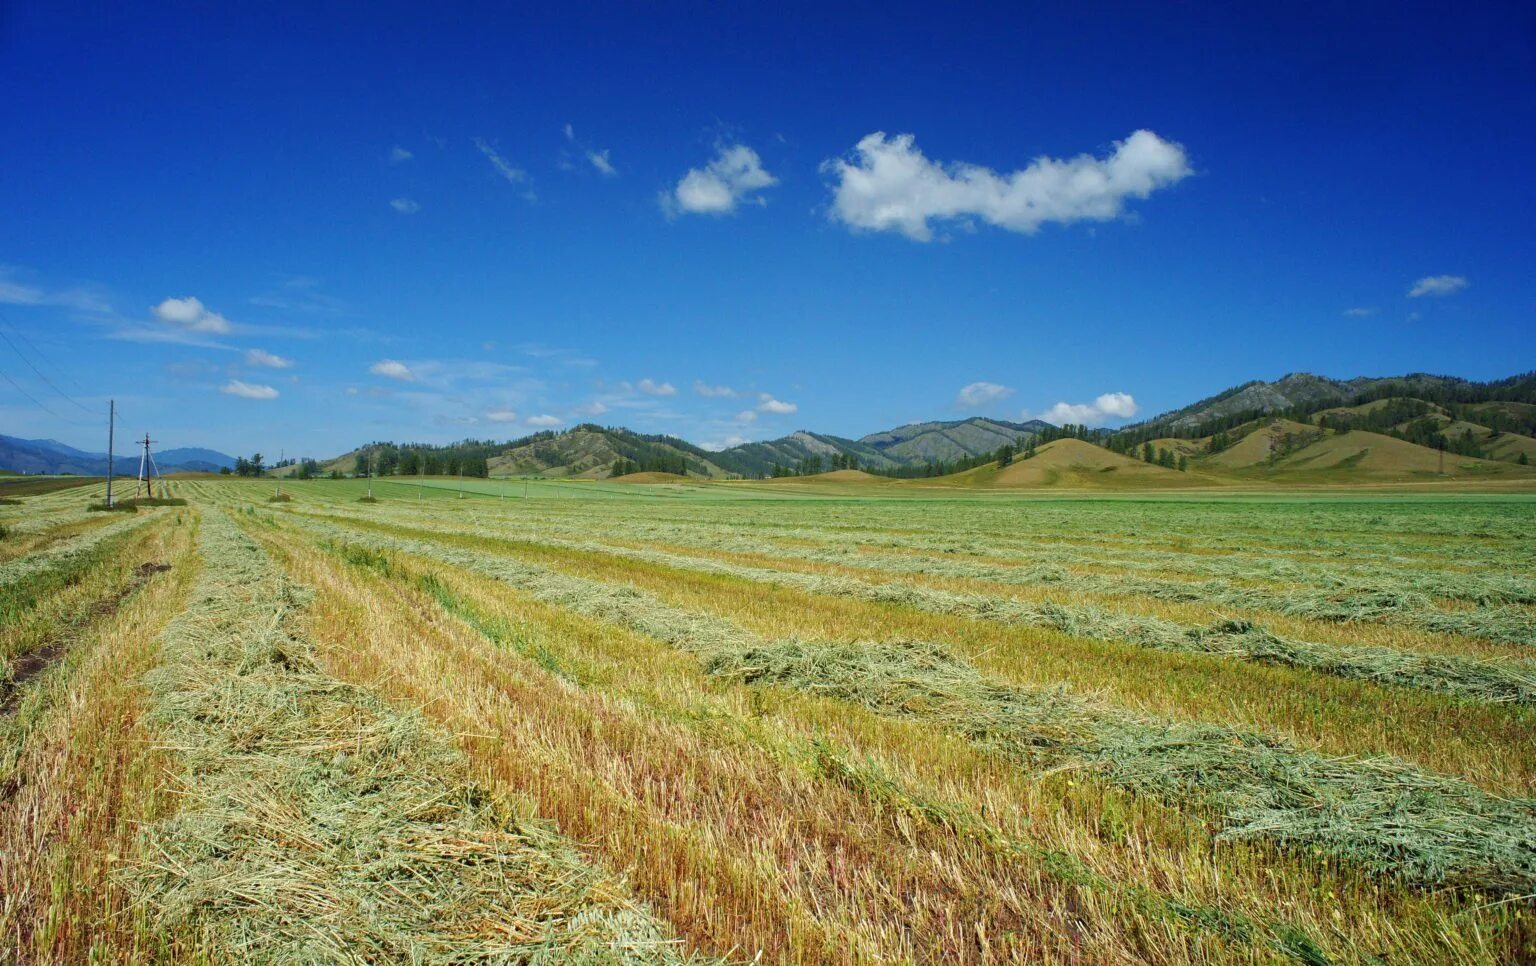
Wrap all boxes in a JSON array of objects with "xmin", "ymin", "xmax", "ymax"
[{"xmin": 2, "ymin": 477, "xmax": 1534, "ymax": 961}]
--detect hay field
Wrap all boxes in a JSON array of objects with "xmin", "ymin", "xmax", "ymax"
[{"xmin": 2, "ymin": 476, "xmax": 1534, "ymax": 962}]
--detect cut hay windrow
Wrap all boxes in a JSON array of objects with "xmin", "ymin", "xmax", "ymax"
[
  {"xmin": 0, "ymin": 510, "xmax": 156, "ymax": 590},
  {"xmin": 126, "ymin": 509, "xmax": 696, "ymax": 963},
  {"xmin": 297, "ymin": 498, "xmax": 1536, "ymax": 635},
  {"xmin": 454, "ymin": 509, "xmax": 1536, "ymax": 636},
  {"xmin": 307, "ymin": 510, "xmax": 1536, "ymax": 705},
  {"xmin": 452, "ymin": 505, "xmax": 1536, "ymax": 607},
  {"xmin": 286, "ymin": 513, "xmax": 1536, "ymax": 893}
]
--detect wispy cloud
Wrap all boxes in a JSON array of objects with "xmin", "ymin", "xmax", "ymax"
[
  {"xmin": 220, "ymin": 379, "xmax": 279, "ymax": 400},
  {"xmin": 526, "ymin": 414, "xmax": 562, "ymax": 427},
  {"xmin": 693, "ymin": 381, "xmax": 739, "ymax": 398},
  {"xmin": 824, "ymin": 129, "xmax": 1190, "ymax": 241},
  {"xmin": 245, "ymin": 348, "xmax": 294, "ymax": 368},
  {"xmin": 485, "ymin": 409, "xmax": 519, "ymax": 422},
  {"xmin": 1408, "ymin": 275, "xmax": 1468, "ymax": 298},
  {"xmin": 662, "ymin": 143, "xmax": 776, "ymax": 216},
  {"xmin": 955, "ymin": 381, "xmax": 1014, "ymax": 408},
  {"xmin": 390, "ymin": 197, "xmax": 421, "ymax": 214},
  {"xmin": 389, "ymin": 145, "xmax": 413, "ymax": 163},
  {"xmin": 1343, "ymin": 307, "xmax": 1377, "ymax": 317},
  {"xmin": 587, "ymin": 149, "xmax": 615, "ymax": 176},
  {"xmin": 369, "ymin": 359, "xmax": 416, "ymax": 381},
  {"xmin": 473, "ymin": 137, "xmax": 534, "ymax": 200},
  {"xmin": 757, "ymin": 393, "xmax": 797, "ymax": 414},
  {"xmin": 636, "ymin": 378, "xmax": 677, "ymax": 396}
]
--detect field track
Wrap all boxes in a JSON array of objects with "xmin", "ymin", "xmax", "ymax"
[{"xmin": 2, "ymin": 477, "xmax": 1533, "ymax": 962}]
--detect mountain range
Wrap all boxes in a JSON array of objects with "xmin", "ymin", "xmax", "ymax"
[
  {"xmin": 0, "ymin": 435, "xmax": 236, "ymax": 476},
  {"xmin": 7, "ymin": 370, "xmax": 1535, "ymax": 482}
]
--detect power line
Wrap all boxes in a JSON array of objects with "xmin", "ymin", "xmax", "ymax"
[{"xmin": 0, "ymin": 315, "xmax": 96, "ymax": 414}]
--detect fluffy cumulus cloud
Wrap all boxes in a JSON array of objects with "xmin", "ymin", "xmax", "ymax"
[
  {"xmin": 635, "ymin": 378, "xmax": 677, "ymax": 396},
  {"xmin": 823, "ymin": 129, "xmax": 1191, "ymax": 241},
  {"xmin": 526, "ymin": 414, "xmax": 562, "ymax": 427},
  {"xmin": 1408, "ymin": 275, "xmax": 1468, "ymax": 298},
  {"xmin": 1041, "ymin": 392, "xmax": 1139, "ymax": 427},
  {"xmin": 153, "ymin": 296, "xmax": 232, "ymax": 334},
  {"xmin": 220, "ymin": 379, "xmax": 278, "ymax": 400},
  {"xmin": 369, "ymin": 359, "xmax": 416, "ymax": 381},
  {"xmin": 663, "ymin": 144, "xmax": 776, "ymax": 216},
  {"xmin": 390, "ymin": 197, "xmax": 421, "ymax": 214},
  {"xmin": 693, "ymin": 381, "xmax": 739, "ymax": 398},
  {"xmin": 757, "ymin": 394, "xmax": 797, "ymax": 414},
  {"xmin": 955, "ymin": 381, "xmax": 1014, "ymax": 407},
  {"xmin": 485, "ymin": 409, "xmax": 518, "ymax": 423},
  {"xmin": 244, "ymin": 348, "xmax": 293, "ymax": 369}
]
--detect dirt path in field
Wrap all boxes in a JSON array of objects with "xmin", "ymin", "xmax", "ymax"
[{"xmin": 0, "ymin": 561, "xmax": 171, "ymax": 716}]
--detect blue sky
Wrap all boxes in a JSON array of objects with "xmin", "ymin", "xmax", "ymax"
[{"xmin": 1, "ymin": 1, "xmax": 1532, "ymax": 458}]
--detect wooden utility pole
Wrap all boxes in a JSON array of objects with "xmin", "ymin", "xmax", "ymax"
[{"xmin": 105, "ymin": 399, "xmax": 115, "ymax": 507}]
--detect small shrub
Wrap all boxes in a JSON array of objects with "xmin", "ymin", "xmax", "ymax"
[
  {"xmin": 268, "ymin": 493, "xmax": 293, "ymax": 503},
  {"xmin": 88, "ymin": 501, "xmax": 138, "ymax": 513},
  {"xmin": 357, "ymin": 495, "xmax": 379, "ymax": 503}
]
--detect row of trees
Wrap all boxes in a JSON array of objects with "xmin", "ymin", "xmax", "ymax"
[{"xmin": 609, "ymin": 452, "xmax": 693, "ymax": 477}]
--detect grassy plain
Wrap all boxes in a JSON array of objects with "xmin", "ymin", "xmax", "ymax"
[{"xmin": 1, "ymin": 475, "xmax": 1533, "ymax": 962}]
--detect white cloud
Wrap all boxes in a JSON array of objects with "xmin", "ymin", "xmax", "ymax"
[
  {"xmin": 245, "ymin": 348, "xmax": 294, "ymax": 368},
  {"xmin": 1040, "ymin": 392, "xmax": 1139, "ymax": 427},
  {"xmin": 485, "ymin": 409, "xmax": 519, "ymax": 422},
  {"xmin": 636, "ymin": 378, "xmax": 677, "ymax": 396},
  {"xmin": 526, "ymin": 414, "xmax": 562, "ymax": 427},
  {"xmin": 220, "ymin": 379, "xmax": 279, "ymax": 400},
  {"xmin": 693, "ymin": 381, "xmax": 739, "ymax": 398},
  {"xmin": 663, "ymin": 144, "xmax": 777, "ymax": 216},
  {"xmin": 390, "ymin": 197, "xmax": 421, "ymax": 214},
  {"xmin": 699, "ymin": 434, "xmax": 750, "ymax": 451},
  {"xmin": 575, "ymin": 400, "xmax": 608, "ymax": 416},
  {"xmin": 369, "ymin": 359, "xmax": 416, "ymax": 381},
  {"xmin": 587, "ymin": 149, "xmax": 616, "ymax": 176},
  {"xmin": 955, "ymin": 381, "xmax": 1014, "ymax": 407},
  {"xmin": 153, "ymin": 296, "xmax": 232, "ymax": 334},
  {"xmin": 757, "ymin": 394, "xmax": 797, "ymax": 414},
  {"xmin": 345, "ymin": 386, "xmax": 360, "ymax": 396},
  {"xmin": 1343, "ymin": 307, "xmax": 1377, "ymax": 317},
  {"xmin": 473, "ymin": 137, "xmax": 529, "ymax": 185},
  {"xmin": 1408, "ymin": 275, "xmax": 1467, "ymax": 298},
  {"xmin": 389, "ymin": 145, "xmax": 414, "ymax": 163},
  {"xmin": 563, "ymin": 123, "xmax": 575, "ymax": 141},
  {"xmin": 823, "ymin": 129, "xmax": 1191, "ymax": 242},
  {"xmin": 735, "ymin": 409, "xmax": 758, "ymax": 423},
  {"xmin": 0, "ymin": 279, "xmax": 44, "ymax": 304}
]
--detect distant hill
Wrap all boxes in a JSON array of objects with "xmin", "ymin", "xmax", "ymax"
[
  {"xmin": 1121, "ymin": 371, "xmax": 1536, "ymax": 438},
  {"xmin": 308, "ymin": 368, "xmax": 1536, "ymax": 486},
  {"xmin": 939, "ymin": 438, "xmax": 1203, "ymax": 489},
  {"xmin": 0, "ymin": 435, "xmax": 234, "ymax": 475},
  {"xmin": 493, "ymin": 426, "xmax": 730, "ymax": 479},
  {"xmin": 712, "ymin": 417, "xmax": 1052, "ymax": 477}
]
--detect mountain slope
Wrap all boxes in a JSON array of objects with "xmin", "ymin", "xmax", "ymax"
[
  {"xmin": 714, "ymin": 417, "xmax": 1052, "ymax": 477},
  {"xmin": 1125, "ymin": 372, "xmax": 1536, "ymax": 437},
  {"xmin": 492, "ymin": 426, "xmax": 731, "ymax": 479},
  {"xmin": 940, "ymin": 439, "xmax": 1201, "ymax": 489}
]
